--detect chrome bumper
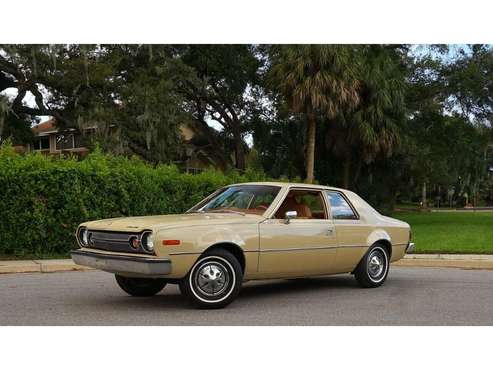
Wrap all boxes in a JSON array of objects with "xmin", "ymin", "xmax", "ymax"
[
  {"xmin": 406, "ymin": 242, "xmax": 415, "ymax": 253},
  {"xmin": 71, "ymin": 250, "xmax": 172, "ymax": 277}
]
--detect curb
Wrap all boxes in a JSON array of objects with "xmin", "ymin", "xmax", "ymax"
[
  {"xmin": 0, "ymin": 259, "xmax": 93, "ymax": 274},
  {"xmin": 392, "ymin": 254, "xmax": 493, "ymax": 270},
  {"xmin": 1, "ymin": 254, "xmax": 493, "ymax": 274}
]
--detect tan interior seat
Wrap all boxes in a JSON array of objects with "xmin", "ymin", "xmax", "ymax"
[{"xmin": 276, "ymin": 196, "xmax": 312, "ymax": 219}]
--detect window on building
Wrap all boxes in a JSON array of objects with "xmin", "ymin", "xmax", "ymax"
[
  {"xmin": 74, "ymin": 133, "xmax": 82, "ymax": 149},
  {"xmin": 33, "ymin": 136, "xmax": 50, "ymax": 151},
  {"xmin": 55, "ymin": 133, "xmax": 75, "ymax": 150}
]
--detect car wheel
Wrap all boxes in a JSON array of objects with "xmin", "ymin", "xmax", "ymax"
[
  {"xmin": 115, "ymin": 275, "xmax": 167, "ymax": 297},
  {"xmin": 179, "ymin": 249, "xmax": 243, "ymax": 309},
  {"xmin": 354, "ymin": 244, "xmax": 390, "ymax": 288}
]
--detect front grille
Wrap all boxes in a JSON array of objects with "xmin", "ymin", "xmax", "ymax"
[{"xmin": 87, "ymin": 230, "xmax": 149, "ymax": 254}]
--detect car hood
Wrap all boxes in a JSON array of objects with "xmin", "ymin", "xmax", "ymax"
[{"xmin": 82, "ymin": 213, "xmax": 265, "ymax": 232}]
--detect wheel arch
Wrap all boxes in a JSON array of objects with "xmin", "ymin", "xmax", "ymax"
[
  {"xmin": 353, "ymin": 239, "xmax": 392, "ymax": 274},
  {"xmin": 203, "ymin": 242, "xmax": 246, "ymax": 273},
  {"xmin": 373, "ymin": 239, "xmax": 392, "ymax": 259},
  {"xmin": 367, "ymin": 229, "xmax": 392, "ymax": 258}
]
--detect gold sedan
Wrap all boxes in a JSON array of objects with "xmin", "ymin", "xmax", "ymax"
[{"xmin": 71, "ymin": 182, "xmax": 414, "ymax": 308}]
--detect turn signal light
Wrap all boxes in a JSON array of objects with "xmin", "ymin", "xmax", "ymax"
[
  {"xmin": 162, "ymin": 239, "xmax": 180, "ymax": 246},
  {"xmin": 129, "ymin": 236, "xmax": 140, "ymax": 250}
]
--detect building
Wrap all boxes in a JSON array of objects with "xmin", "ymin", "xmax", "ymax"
[
  {"xmin": 28, "ymin": 118, "xmax": 229, "ymax": 172},
  {"xmin": 28, "ymin": 118, "xmax": 90, "ymax": 157}
]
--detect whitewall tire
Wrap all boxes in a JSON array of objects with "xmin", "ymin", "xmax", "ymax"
[
  {"xmin": 179, "ymin": 249, "xmax": 243, "ymax": 309},
  {"xmin": 354, "ymin": 244, "xmax": 390, "ymax": 288}
]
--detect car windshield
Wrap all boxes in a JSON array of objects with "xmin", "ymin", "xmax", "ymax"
[{"xmin": 188, "ymin": 185, "xmax": 281, "ymax": 215}]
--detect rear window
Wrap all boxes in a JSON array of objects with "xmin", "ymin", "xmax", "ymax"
[{"xmin": 326, "ymin": 191, "xmax": 358, "ymax": 220}]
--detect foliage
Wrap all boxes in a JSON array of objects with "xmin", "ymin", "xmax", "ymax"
[
  {"xmin": 256, "ymin": 45, "xmax": 493, "ymax": 209},
  {"xmin": 179, "ymin": 44, "xmax": 263, "ymax": 170},
  {"xmin": 0, "ymin": 144, "xmax": 268, "ymax": 257},
  {"xmin": 322, "ymin": 45, "xmax": 407, "ymax": 189},
  {"xmin": 0, "ymin": 45, "xmax": 193, "ymax": 163},
  {"xmin": 268, "ymin": 45, "xmax": 360, "ymax": 182},
  {"xmin": 1, "ymin": 44, "xmax": 493, "ymax": 213}
]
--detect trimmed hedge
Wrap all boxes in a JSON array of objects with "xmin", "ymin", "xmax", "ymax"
[{"xmin": 0, "ymin": 144, "xmax": 269, "ymax": 257}]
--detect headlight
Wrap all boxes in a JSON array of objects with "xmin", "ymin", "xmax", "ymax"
[
  {"xmin": 79, "ymin": 228, "xmax": 89, "ymax": 246},
  {"xmin": 141, "ymin": 231, "xmax": 154, "ymax": 253}
]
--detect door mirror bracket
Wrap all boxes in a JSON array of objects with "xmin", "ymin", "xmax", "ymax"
[{"xmin": 285, "ymin": 211, "xmax": 297, "ymax": 224}]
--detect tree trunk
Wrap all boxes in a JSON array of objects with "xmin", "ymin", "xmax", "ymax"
[
  {"xmin": 305, "ymin": 113, "xmax": 316, "ymax": 183},
  {"xmin": 350, "ymin": 158, "xmax": 363, "ymax": 189},
  {"xmin": 232, "ymin": 126, "xmax": 245, "ymax": 171},
  {"xmin": 342, "ymin": 154, "xmax": 351, "ymax": 189},
  {"xmin": 421, "ymin": 181, "xmax": 427, "ymax": 210},
  {"xmin": 0, "ymin": 116, "xmax": 4, "ymax": 139}
]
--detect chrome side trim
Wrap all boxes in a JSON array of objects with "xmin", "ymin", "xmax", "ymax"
[
  {"xmin": 168, "ymin": 250, "xmax": 259, "ymax": 256},
  {"xmin": 168, "ymin": 252, "xmax": 200, "ymax": 256},
  {"xmin": 260, "ymin": 245, "xmax": 366, "ymax": 253}
]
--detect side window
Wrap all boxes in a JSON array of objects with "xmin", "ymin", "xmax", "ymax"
[
  {"xmin": 326, "ymin": 191, "xmax": 358, "ymax": 220},
  {"xmin": 275, "ymin": 190, "xmax": 327, "ymax": 219}
]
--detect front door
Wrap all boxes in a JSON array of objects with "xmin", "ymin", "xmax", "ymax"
[{"xmin": 258, "ymin": 189, "xmax": 337, "ymax": 278}]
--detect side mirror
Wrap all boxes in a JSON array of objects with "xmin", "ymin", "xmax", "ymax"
[{"xmin": 285, "ymin": 210, "xmax": 297, "ymax": 224}]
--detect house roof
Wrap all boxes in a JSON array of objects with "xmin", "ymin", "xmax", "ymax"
[{"xmin": 32, "ymin": 118, "xmax": 57, "ymax": 136}]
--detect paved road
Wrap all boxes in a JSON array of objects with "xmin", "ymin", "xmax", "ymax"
[{"xmin": 1, "ymin": 267, "xmax": 493, "ymax": 325}]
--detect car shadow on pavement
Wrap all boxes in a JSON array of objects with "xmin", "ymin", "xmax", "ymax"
[
  {"xmin": 80, "ymin": 275, "xmax": 360, "ymax": 311},
  {"xmin": 239, "ymin": 275, "xmax": 359, "ymax": 299}
]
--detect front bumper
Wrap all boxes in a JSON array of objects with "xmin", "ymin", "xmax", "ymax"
[
  {"xmin": 71, "ymin": 250, "xmax": 172, "ymax": 277},
  {"xmin": 406, "ymin": 242, "xmax": 415, "ymax": 253}
]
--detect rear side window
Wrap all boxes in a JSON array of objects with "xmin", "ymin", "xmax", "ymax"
[{"xmin": 326, "ymin": 191, "xmax": 358, "ymax": 220}]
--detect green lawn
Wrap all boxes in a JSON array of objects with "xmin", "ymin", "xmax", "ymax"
[{"xmin": 392, "ymin": 211, "xmax": 493, "ymax": 254}]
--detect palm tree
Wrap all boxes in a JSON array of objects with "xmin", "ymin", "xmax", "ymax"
[
  {"xmin": 325, "ymin": 45, "xmax": 406, "ymax": 189},
  {"xmin": 269, "ymin": 45, "xmax": 360, "ymax": 183}
]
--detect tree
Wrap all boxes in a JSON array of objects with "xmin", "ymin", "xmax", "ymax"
[
  {"xmin": 443, "ymin": 45, "xmax": 493, "ymax": 125},
  {"xmin": 179, "ymin": 45, "xmax": 262, "ymax": 170},
  {"xmin": 0, "ymin": 44, "xmax": 189, "ymax": 163},
  {"xmin": 0, "ymin": 95, "xmax": 9, "ymax": 139},
  {"xmin": 324, "ymin": 45, "xmax": 407, "ymax": 189},
  {"xmin": 269, "ymin": 45, "xmax": 360, "ymax": 183}
]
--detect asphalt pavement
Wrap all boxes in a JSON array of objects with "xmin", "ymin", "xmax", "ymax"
[{"xmin": 1, "ymin": 267, "xmax": 492, "ymax": 325}]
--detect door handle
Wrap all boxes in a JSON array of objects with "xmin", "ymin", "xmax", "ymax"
[{"xmin": 326, "ymin": 227, "xmax": 334, "ymax": 236}]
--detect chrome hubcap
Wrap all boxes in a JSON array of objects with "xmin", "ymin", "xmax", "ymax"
[
  {"xmin": 195, "ymin": 263, "xmax": 229, "ymax": 297},
  {"xmin": 368, "ymin": 252, "xmax": 384, "ymax": 278}
]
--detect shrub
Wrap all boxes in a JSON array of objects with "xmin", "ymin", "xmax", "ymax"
[{"xmin": 0, "ymin": 144, "xmax": 269, "ymax": 257}]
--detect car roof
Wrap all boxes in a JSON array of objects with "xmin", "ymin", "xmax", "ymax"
[{"xmin": 229, "ymin": 181, "xmax": 348, "ymax": 193}]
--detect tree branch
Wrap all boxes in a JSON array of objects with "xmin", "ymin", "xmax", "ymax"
[{"xmin": 0, "ymin": 72, "xmax": 16, "ymax": 92}]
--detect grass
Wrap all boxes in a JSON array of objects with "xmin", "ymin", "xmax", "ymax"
[{"xmin": 392, "ymin": 211, "xmax": 493, "ymax": 254}]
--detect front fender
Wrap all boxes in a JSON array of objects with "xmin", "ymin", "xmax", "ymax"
[{"xmin": 154, "ymin": 224, "xmax": 259, "ymax": 279}]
